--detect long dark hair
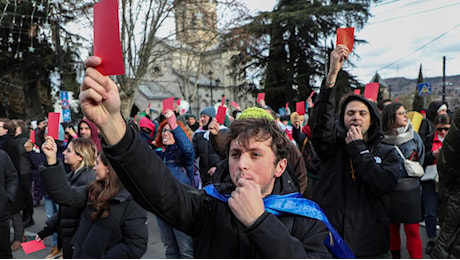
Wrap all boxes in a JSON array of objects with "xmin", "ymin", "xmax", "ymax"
[
  {"xmin": 87, "ymin": 151, "xmax": 124, "ymax": 220},
  {"xmin": 381, "ymin": 102, "xmax": 404, "ymax": 134}
]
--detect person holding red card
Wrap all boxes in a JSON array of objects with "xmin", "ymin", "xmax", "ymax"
[
  {"xmin": 36, "ymin": 137, "xmax": 97, "ymax": 258},
  {"xmin": 153, "ymin": 109, "xmax": 195, "ymax": 258},
  {"xmin": 77, "ymin": 56, "xmax": 344, "ymax": 258},
  {"xmin": 192, "ymin": 106, "xmax": 228, "ymax": 186},
  {"xmin": 39, "ymin": 138, "xmax": 148, "ymax": 258},
  {"xmin": 2, "ymin": 120, "xmax": 35, "ymax": 251},
  {"xmin": 310, "ymin": 45, "xmax": 402, "ymax": 258}
]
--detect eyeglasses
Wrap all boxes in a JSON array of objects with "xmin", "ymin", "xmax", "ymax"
[
  {"xmin": 161, "ymin": 129, "xmax": 171, "ymax": 133},
  {"xmin": 436, "ymin": 127, "xmax": 449, "ymax": 132},
  {"xmin": 396, "ymin": 110, "xmax": 408, "ymax": 116}
]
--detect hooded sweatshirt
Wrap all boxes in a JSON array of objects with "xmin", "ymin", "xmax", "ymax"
[
  {"xmin": 78, "ymin": 118, "xmax": 102, "ymax": 151},
  {"xmin": 311, "ymin": 85, "xmax": 401, "ymax": 257}
]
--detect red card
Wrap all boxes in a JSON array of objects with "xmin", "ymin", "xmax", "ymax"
[
  {"xmin": 47, "ymin": 112, "xmax": 60, "ymax": 140},
  {"xmin": 94, "ymin": 0, "xmax": 124, "ymax": 76},
  {"xmin": 364, "ymin": 82, "xmax": 379, "ymax": 102},
  {"xmin": 216, "ymin": 106, "xmax": 227, "ymax": 124},
  {"xmin": 257, "ymin": 93, "xmax": 265, "ymax": 102},
  {"xmin": 231, "ymin": 101, "xmax": 239, "ymax": 109},
  {"xmin": 221, "ymin": 96, "xmax": 225, "ymax": 106},
  {"xmin": 337, "ymin": 27, "xmax": 354, "ymax": 53},
  {"xmin": 162, "ymin": 97, "xmax": 174, "ymax": 113},
  {"xmin": 29, "ymin": 130, "xmax": 35, "ymax": 144},
  {"xmin": 21, "ymin": 240, "xmax": 46, "ymax": 254},
  {"xmin": 395, "ymin": 97, "xmax": 399, "ymax": 103},
  {"xmin": 308, "ymin": 91, "xmax": 315, "ymax": 99},
  {"xmin": 285, "ymin": 102, "xmax": 289, "ymax": 111},
  {"xmin": 147, "ymin": 103, "xmax": 151, "ymax": 109},
  {"xmin": 354, "ymin": 89, "xmax": 361, "ymax": 95},
  {"xmin": 176, "ymin": 99, "xmax": 181, "ymax": 106},
  {"xmin": 296, "ymin": 101, "xmax": 305, "ymax": 116}
]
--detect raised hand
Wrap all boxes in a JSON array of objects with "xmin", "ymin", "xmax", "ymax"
[
  {"xmin": 326, "ymin": 44, "xmax": 350, "ymax": 88},
  {"xmin": 24, "ymin": 139, "xmax": 33, "ymax": 152},
  {"xmin": 208, "ymin": 118, "xmax": 220, "ymax": 136},
  {"xmin": 79, "ymin": 56, "xmax": 126, "ymax": 145},
  {"xmin": 42, "ymin": 136, "xmax": 58, "ymax": 165},
  {"xmin": 164, "ymin": 109, "xmax": 178, "ymax": 130}
]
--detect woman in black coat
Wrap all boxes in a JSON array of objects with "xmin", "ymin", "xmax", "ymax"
[
  {"xmin": 36, "ymin": 137, "xmax": 97, "ymax": 258},
  {"xmin": 38, "ymin": 136, "xmax": 148, "ymax": 258}
]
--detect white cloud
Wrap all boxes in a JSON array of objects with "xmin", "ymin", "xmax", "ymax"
[
  {"xmin": 350, "ymin": 0, "xmax": 460, "ymax": 81},
  {"xmin": 242, "ymin": 0, "xmax": 460, "ymax": 82}
]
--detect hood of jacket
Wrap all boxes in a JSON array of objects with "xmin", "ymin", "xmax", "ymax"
[
  {"xmin": 78, "ymin": 118, "xmax": 102, "ymax": 151},
  {"xmin": 338, "ymin": 95, "xmax": 383, "ymax": 146},
  {"xmin": 78, "ymin": 118, "xmax": 99, "ymax": 140}
]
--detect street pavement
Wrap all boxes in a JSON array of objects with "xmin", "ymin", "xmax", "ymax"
[
  {"xmin": 12, "ymin": 202, "xmax": 165, "ymax": 259},
  {"xmin": 12, "ymin": 201, "xmax": 434, "ymax": 259}
]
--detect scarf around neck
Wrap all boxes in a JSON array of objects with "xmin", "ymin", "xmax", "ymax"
[
  {"xmin": 383, "ymin": 123, "xmax": 414, "ymax": 145},
  {"xmin": 203, "ymin": 184, "xmax": 355, "ymax": 259}
]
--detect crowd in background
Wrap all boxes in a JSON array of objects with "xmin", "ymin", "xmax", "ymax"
[{"xmin": 1, "ymin": 46, "xmax": 460, "ymax": 259}]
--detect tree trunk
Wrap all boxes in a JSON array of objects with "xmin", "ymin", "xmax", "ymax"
[{"xmin": 119, "ymin": 81, "xmax": 139, "ymax": 119}]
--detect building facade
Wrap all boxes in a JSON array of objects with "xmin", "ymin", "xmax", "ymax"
[{"xmin": 134, "ymin": 0, "xmax": 256, "ymax": 119}]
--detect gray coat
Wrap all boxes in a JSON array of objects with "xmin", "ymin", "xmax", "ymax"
[{"xmin": 383, "ymin": 128, "xmax": 425, "ymax": 223}]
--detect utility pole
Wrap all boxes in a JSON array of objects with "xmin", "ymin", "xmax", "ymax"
[
  {"xmin": 208, "ymin": 70, "xmax": 213, "ymax": 105},
  {"xmin": 442, "ymin": 56, "xmax": 446, "ymax": 102}
]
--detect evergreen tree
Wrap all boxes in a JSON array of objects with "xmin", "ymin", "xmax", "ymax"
[
  {"xmin": 0, "ymin": 1, "xmax": 83, "ymax": 120},
  {"xmin": 226, "ymin": 0, "xmax": 375, "ymax": 111},
  {"xmin": 413, "ymin": 64, "xmax": 425, "ymax": 111}
]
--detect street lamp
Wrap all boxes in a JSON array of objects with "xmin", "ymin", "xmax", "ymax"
[{"xmin": 208, "ymin": 70, "xmax": 213, "ymax": 104}]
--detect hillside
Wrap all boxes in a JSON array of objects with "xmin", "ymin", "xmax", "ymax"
[{"xmin": 383, "ymin": 74, "xmax": 460, "ymax": 109}]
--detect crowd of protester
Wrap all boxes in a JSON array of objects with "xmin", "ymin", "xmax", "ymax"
[{"xmin": 1, "ymin": 45, "xmax": 459, "ymax": 259}]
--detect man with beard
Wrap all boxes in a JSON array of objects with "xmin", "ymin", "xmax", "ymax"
[
  {"xmin": 311, "ymin": 45, "xmax": 402, "ymax": 258},
  {"xmin": 192, "ymin": 106, "xmax": 228, "ymax": 186}
]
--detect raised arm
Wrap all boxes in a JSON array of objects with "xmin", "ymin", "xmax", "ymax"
[
  {"xmin": 311, "ymin": 45, "xmax": 349, "ymax": 159},
  {"xmin": 79, "ymin": 56, "xmax": 126, "ymax": 145}
]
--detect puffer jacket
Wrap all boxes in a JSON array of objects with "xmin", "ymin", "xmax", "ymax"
[
  {"xmin": 40, "ymin": 161, "xmax": 148, "ymax": 258},
  {"xmin": 431, "ymin": 106, "xmax": 460, "ymax": 258},
  {"xmin": 311, "ymin": 84, "xmax": 401, "ymax": 257},
  {"xmin": 104, "ymin": 126, "xmax": 332, "ymax": 258},
  {"xmin": 155, "ymin": 126, "xmax": 194, "ymax": 186},
  {"xmin": 39, "ymin": 162, "xmax": 95, "ymax": 259}
]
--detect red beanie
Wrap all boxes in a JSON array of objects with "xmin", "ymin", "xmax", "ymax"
[{"xmin": 139, "ymin": 117, "xmax": 155, "ymax": 137}]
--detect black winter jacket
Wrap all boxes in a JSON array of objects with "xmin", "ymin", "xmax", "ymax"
[
  {"xmin": 0, "ymin": 150, "xmax": 18, "ymax": 221},
  {"xmin": 192, "ymin": 127, "xmax": 228, "ymax": 185},
  {"xmin": 104, "ymin": 126, "xmax": 332, "ymax": 258},
  {"xmin": 431, "ymin": 106, "xmax": 460, "ymax": 258},
  {"xmin": 40, "ymin": 161, "xmax": 148, "ymax": 258},
  {"xmin": 38, "ymin": 162, "xmax": 96, "ymax": 258},
  {"xmin": 311, "ymin": 85, "xmax": 401, "ymax": 257}
]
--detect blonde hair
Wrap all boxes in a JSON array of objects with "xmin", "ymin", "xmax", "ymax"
[{"xmin": 71, "ymin": 137, "xmax": 97, "ymax": 169}]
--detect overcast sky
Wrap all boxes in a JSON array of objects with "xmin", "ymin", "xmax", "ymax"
[{"xmin": 243, "ymin": 0, "xmax": 460, "ymax": 83}]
